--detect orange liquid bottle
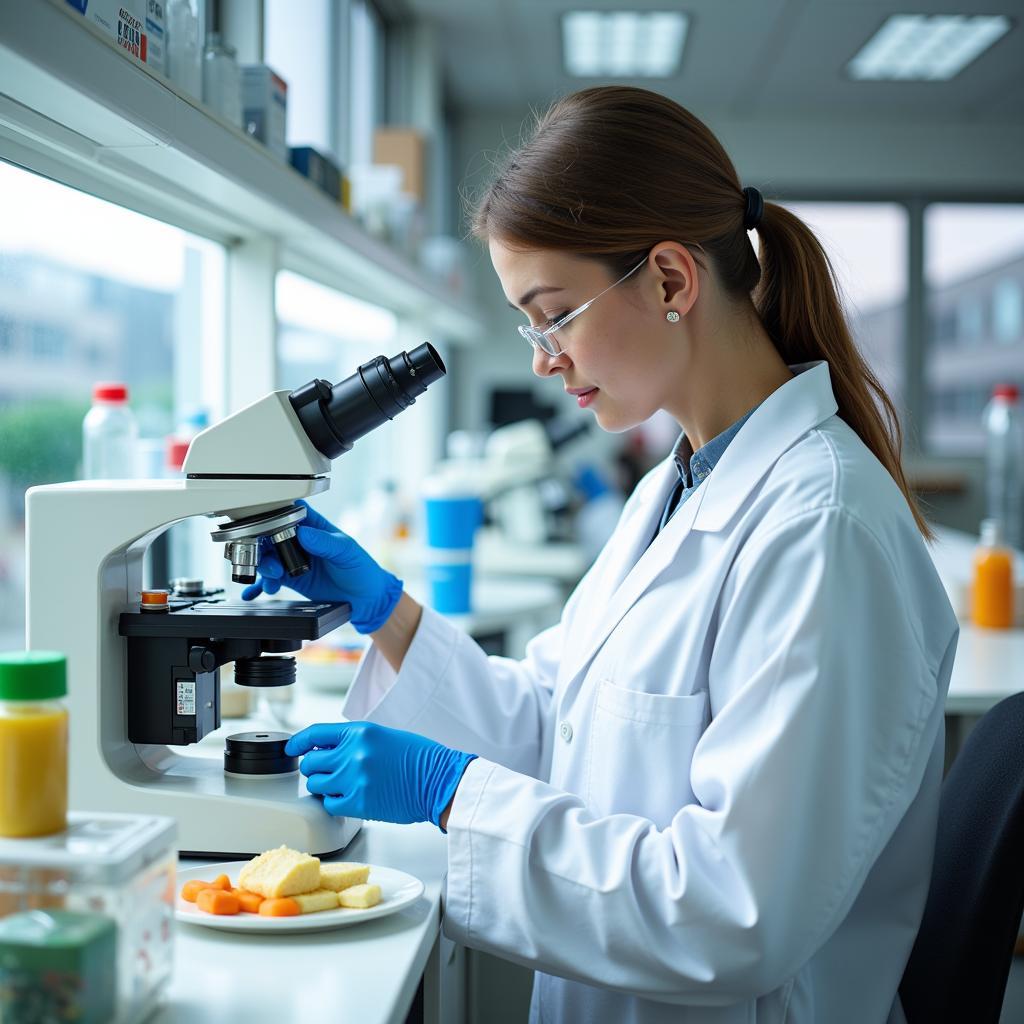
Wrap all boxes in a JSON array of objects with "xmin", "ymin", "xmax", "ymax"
[
  {"xmin": 970, "ymin": 519, "xmax": 1014, "ymax": 630},
  {"xmin": 0, "ymin": 652, "xmax": 68, "ymax": 838}
]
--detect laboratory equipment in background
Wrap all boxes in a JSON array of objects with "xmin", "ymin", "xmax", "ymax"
[
  {"xmin": 477, "ymin": 417, "xmax": 589, "ymax": 545},
  {"xmin": 0, "ymin": 651, "xmax": 67, "ymax": 839},
  {"xmin": 166, "ymin": 0, "xmax": 201, "ymax": 99},
  {"xmin": 984, "ymin": 384, "xmax": 1024, "ymax": 549},
  {"xmin": 26, "ymin": 345, "xmax": 446, "ymax": 857},
  {"xmin": 82, "ymin": 382, "xmax": 138, "ymax": 480},
  {"xmin": 421, "ymin": 473, "xmax": 484, "ymax": 615},
  {"xmin": 0, "ymin": 811, "xmax": 176, "ymax": 1024},
  {"xmin": 573, "ymin": 464, "xmax": 626, "ymax": 561},
  {"xmin": 242, "ymin": 64, "xmax": 288, "ymax": 162},
  {"xmin": 202, "ymin": 31, "xmax": 242, "ymax": 129},
  {"xmin": 971, "ymin": 518, "xmax": 1015, "ymax": 629}
]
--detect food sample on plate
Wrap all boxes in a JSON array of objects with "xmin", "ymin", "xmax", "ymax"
[
  {"xmin": 338, "ymin": 883, "xmax": 382, "ymax": 909},
  {"xmin": 179, "ymin": 847, "xmax": 380, "ymax": 916}
]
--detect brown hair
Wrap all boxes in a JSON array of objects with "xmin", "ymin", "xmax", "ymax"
[{"xmin": 470, "ymin": 86, "xmax": 931, "ymax": 539}]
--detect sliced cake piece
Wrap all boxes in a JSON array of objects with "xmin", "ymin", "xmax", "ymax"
[
  {"xmin": 338, "ymin": 883, "xmax": 382, "ymax": 909},
  {"xmin": 238, "ymin": 846, "xmax": 320, "ymax": 899},
  {"xmin": 291, "ymin": 889, "xmax": 342, "ymax": 914},
  {"xmin": 319, "ymin": 862, "xmax": 371, "ymax": 892}
]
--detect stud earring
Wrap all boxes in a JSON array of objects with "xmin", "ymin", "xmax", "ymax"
[{"xmin": 666, "ymin": 311, "xmax": 680, "ymax": 323}]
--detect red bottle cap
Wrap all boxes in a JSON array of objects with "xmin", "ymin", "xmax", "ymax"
[
  {"xmin": 993, "ymin": 384, "xmax": 1020, "ymax": 401},
  {"xmin": 93, "ymin": 383, "xmax": 129, "ymax": 402},
  {"xmin": 166, "ymin": 439, "xmax": 191, "ymax": 471}
]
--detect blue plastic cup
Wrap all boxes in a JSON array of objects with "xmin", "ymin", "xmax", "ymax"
[{"xmin": 422, "ymin": 486, "xmax": 482, "ymax": 614}]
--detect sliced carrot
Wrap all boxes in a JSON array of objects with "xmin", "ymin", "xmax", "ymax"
[
  {"xmin": 210, "ymin": 873, "xmax": 232, "ymax": 891},
  {"xmin": 231, "ymin": 888, "xmax": 265, "ymax": 914},
  {"xmin": 258, "ymin": 897, "xmax": 300, "ymax": 917},
  {"xmin": 181, "ymin": 880, "xmax": 214, "ymax": 903},
  {"xmin": 196, "ymin": 889, "xmax": 241, "ymax": 915}
]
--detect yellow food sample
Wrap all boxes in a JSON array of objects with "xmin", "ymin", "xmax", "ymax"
[
  {"xmin": 338, "ymin": 883, "xmax": 381, "ymax": 909},
  {"xmin": 0, "ymin": 705, "xmax": 68, "ymax": 838},
  {"xmin": 238, "ymin": 846, "xmax": 320, "ymax": 898},
  {"xmin": 319, "ymin": 862, "xmax": 370, "ymax": 892},
  {"xmin": 291, "ymin": 889, "xmax": 342, "ymax": 915}
]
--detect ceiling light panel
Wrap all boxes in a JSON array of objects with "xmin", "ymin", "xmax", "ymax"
[
  {"xmin": 563, "ymin": 11, "xmax": 688, "ymax": 77},
  {"xmin": 847, "ymin": 14, "xmax": 1011, "ymax": 81}
]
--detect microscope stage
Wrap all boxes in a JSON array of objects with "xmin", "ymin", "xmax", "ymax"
[{"xmin": 119, "ymin": 600, "xmax": 351, "ymax": 640}]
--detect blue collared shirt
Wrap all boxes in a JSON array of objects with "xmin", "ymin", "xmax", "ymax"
[{"xmin": 653, "ymin": 408, "xmax": 757, "ymax": 538}]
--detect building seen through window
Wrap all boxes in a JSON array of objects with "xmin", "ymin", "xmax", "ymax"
[{"xmin": 0, "ymin": 160, "xmax": 224, "ymax": 650}]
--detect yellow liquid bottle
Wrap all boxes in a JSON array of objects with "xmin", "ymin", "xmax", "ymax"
[
  {"xmin": 0, "ymin": 652, "xmax": 68, "ymax": 838},
  {"xmin": 970, "ymin": 519, "xmax": 1015, "ymax": 630}
]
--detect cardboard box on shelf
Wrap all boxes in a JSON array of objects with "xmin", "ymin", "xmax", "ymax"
[
  {"xmin": 65, "ymin": 0, "xmax": 166, "ymax": 75},
  {"xmin": 373, "ymin": 127, "xmax": 426, "ymax": 202},
  {"xmin": 289, "ymin": 146, "xmax": 344, "ymax": 202}
]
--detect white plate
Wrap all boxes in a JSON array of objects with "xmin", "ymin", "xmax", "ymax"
[{"xmin": 175, "ymin": 860, "xmax": 425, "ymax": 934}]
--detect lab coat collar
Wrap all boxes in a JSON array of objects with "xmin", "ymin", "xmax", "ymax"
[
  {"xmin": 562, "ymin": 362, "xmax": 838, "ymax": 683},
  {"xmin": 690, "ymin": 360, "xmax": 838, "ymax": 532}
]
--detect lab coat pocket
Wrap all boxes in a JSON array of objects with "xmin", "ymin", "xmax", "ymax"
[{"xmin": 585, "ymin": 681, "xmax": 711, "ymax": 828}]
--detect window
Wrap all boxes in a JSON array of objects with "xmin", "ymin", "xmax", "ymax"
[
  {"xmin": 924, "ymin": 204, "xmax": 1024, "ymax": 454},
  {"xmin": 780, "ymin": 202, "xmax": 909, "ymax": 424},
  {"xmin": 993, "ymin": 279, "xmax": 1023, "ymax": 345},
  {"xmin": 0, "ymin": 161, "xmax": 225, "ymax": 650},
  {"xmin": 275, "ymin": 270, "xmax": 445, "ymax": 536},
  {"xmin": 263, "ymin": 0, "xmax": 335, "ymax": 159},
  {"xmin": 349, "ymin": 0, "xmax": 387, "ymax": 168}
]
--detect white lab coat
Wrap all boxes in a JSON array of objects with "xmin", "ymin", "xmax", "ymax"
[{"xmin": 343, "ymin": 361, "xmax": 959, "ymax": 1024}]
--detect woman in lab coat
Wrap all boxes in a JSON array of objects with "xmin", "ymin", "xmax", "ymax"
[{"xmin": 247, "ymin": 87, "xmax": 958, "ymax": 1023}]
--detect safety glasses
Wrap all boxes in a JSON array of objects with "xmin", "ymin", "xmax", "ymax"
[{"xmin": 517, "ymin": 256, "xmax": 648, "ymax": 356}]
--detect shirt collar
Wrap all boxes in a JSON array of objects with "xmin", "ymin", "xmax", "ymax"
[{"xmin": 671, "ymin": 409, "xmax": 755, "ymax": 489}]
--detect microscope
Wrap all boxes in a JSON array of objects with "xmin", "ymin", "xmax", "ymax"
[{"xmin": 25, "ymin": 345, "xmax": 445, "ymax": 857}]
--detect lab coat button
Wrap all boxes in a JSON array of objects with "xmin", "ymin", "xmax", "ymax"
[{"xmin": 559, "ymin": 720, "xmax": 573, "ymax": 742}]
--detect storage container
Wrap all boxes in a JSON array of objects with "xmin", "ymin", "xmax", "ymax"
[{"xmin": 0, "ymin": 811, "xmax": 177, "ymax": 1024}]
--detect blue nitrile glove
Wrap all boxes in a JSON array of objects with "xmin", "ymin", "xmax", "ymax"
[
  {"xmin": 286, "ymin": 722, "xmax": 477, "ymax": 829},
  {"xmin": 241, "ymin": 500, "xmax": 403, "ymax": 634}
]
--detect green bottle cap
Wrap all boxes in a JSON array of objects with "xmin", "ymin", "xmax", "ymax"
[{"xmin": 0, "ymin": 651, "xmax": 67, "ymax": 701}]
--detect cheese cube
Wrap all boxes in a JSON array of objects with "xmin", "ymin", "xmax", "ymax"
[
  {"xmin": 338, "ymin": 883, "xmax": 381, "ymax": 909},
  {"xmin": 238, "ymin": 846, "xmax": 320, "ymax": 899},
  {"xmin": 291, "ymin": 889, "xmax": 342, "ymax": 914},
  {"xmin": 319, "ymin": 862, "xmax": 371, "ymax": 892}
]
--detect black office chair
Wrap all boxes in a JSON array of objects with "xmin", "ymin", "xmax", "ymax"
[{"xmin": 900, "ymin": 691, "xmax": 1024, "ymax": 1023}]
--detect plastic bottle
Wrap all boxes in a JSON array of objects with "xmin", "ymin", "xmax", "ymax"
[
  {"xmin": 82, "ymin": 383, "xmax": 139, "ymax": 480},
  {"xmin": 202, "ymin": 32, "xmax": 242, "ymax": 128},
  {"xmin": 983, "ymin": 384, "xmax": 1024, "ymax": 550},
  {"xmin": 0, "ymin": 651, "xmax": 68, "ymax": 838},
  {"xmin": 167, "ymin": 0, "xmax": 203, "ymax": 100},
  {"xmin": 970, "ymin": 518, "xmax": 1014, "ymax": 629}
]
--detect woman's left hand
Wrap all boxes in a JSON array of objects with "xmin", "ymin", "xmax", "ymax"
[{"xmin": 285, "ymin": 722, "xmax": 476, "ymax": 829}]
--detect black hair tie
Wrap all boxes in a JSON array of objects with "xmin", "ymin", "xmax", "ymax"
[{"xmin": 742, "ymin": 187, "xmax": 764, "ymax": 231}]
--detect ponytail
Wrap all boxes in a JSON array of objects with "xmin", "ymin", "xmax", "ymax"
[{"xmin": 753, "ymin": 203, "xmax": 932, "ymax": 540}]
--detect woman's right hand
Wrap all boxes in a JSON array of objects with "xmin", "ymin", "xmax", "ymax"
[{"xmin": 241, "ymin": 501, "xmax": 404, "ymax": 635}]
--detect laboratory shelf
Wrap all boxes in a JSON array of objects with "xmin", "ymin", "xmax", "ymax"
[{"xmin": 0, "ymin": 0, "xmax": 485, "ymax": 343}]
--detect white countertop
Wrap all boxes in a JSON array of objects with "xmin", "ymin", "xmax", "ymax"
[
  {"xmin": 931, "ymin": 527, "xmax": 1024, "ymax": 715},
  {"xmin": 155, "ymin": 820, "xmax": 448, "ymax": 1024}
]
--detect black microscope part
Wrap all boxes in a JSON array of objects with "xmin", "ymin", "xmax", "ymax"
[
  {"xmin": 274, "ymin": 533, "xmax": 310, "ymax": 577},
  {"xmin": 290, "ymin": 342, "xmax": 446, "ymax": 460},
  {"xmin": 224, "ymin": 731, "xmax": 298, "ymax": 776},
  {"xmin": 234, "ymin": 655, "xmax": 296, "ymax": 687}
]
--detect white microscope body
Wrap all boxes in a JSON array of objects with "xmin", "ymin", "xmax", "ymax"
[{"xmin": 25, "ymin": 346, "xmax": 445, "ymax": 856}]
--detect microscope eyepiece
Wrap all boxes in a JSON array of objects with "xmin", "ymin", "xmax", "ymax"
[{"xmin": 289, "ymin": 343, "xmax": 446, "ymax": 460}]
